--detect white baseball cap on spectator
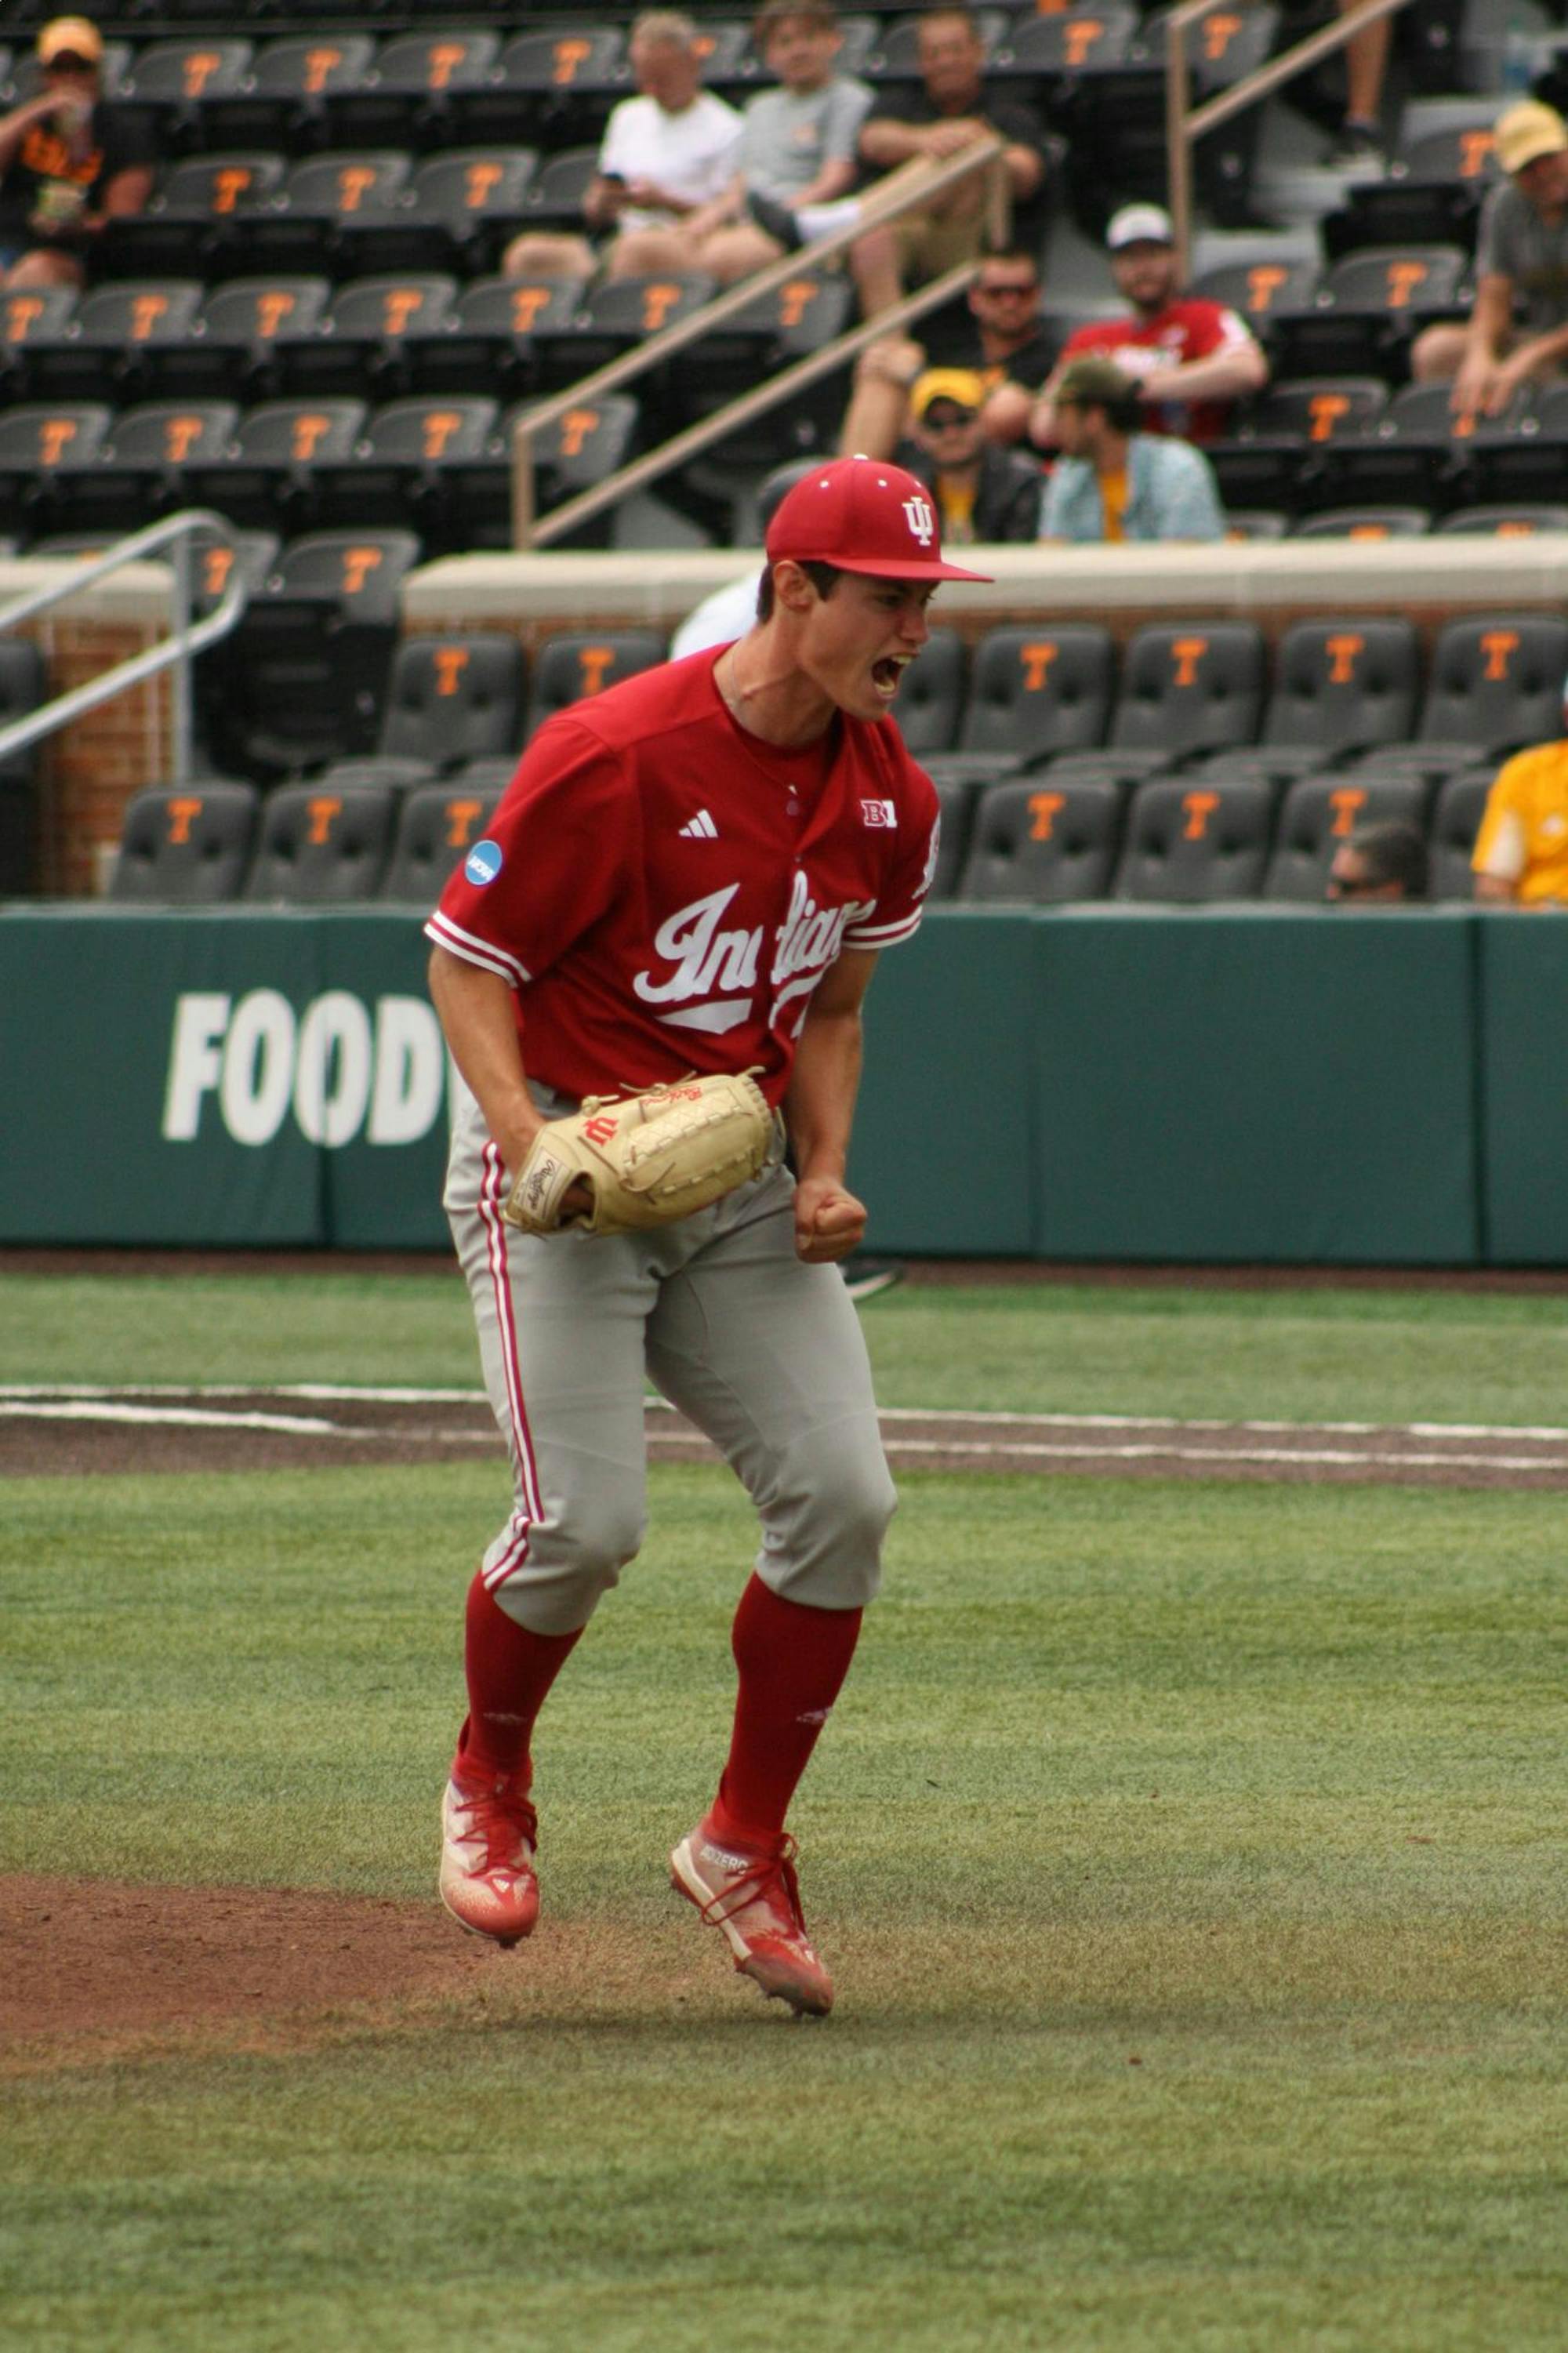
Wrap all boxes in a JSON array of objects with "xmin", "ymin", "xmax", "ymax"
[{"xmin": 1106, "ymin": 203, "xmax": 1174, "ymax": 250}]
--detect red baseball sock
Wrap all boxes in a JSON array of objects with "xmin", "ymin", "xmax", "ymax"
[
  {"xmin": 456, "ymin": 1570, "xmax": 583, "ymax": 1781},
  {"xmin": 708, "ymin": 1573, "xmax": 863, "ymax": 1849}
]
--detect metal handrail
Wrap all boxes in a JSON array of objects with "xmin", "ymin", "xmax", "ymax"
[
  {"xmin": 1165, "ymin": 0, "xmax": 1417, "ymax": 269},
  {"xmin": 0, "ymin": 509, "xmax": 249, "ymax": 787},
  {"xmin": 511, "ymin": 135, "xmax": 1008, "ymax": 546}
]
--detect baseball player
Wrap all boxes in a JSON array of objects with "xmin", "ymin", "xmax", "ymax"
[{"xmin": 425, "ymin": 456, "xmax": 988, "ymax": 2017}]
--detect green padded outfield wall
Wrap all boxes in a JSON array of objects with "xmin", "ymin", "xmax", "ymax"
[
  {"xmin": 1475, "ymin": 910, "xmax": 1568, "ymax": 1265},
  {"xmin": 1030, "ymin": 908, "xmax": 1480, "ymax": 1265},
  {"xmin": 2, "ymin": 903, "xmax": 1556, "ymax": 1263}
]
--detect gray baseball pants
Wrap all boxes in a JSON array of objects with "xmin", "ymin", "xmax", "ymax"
[{"xmin": 444, "ymin": 1083, "xmax": 896, "ymax": 1636}]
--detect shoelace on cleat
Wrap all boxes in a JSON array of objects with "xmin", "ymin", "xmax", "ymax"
[
  {"xmin": 697, "ymin": 1835, "xmax": 808, "ymax": 1944},
  {"xmin": 457, "ymin": 1779, "xmax": 538, "ymax": 1869}
]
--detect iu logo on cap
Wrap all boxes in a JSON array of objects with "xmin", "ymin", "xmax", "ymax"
[{"xmin": 902, "ymin": 493, "xmax": 935, "ymax": 546}]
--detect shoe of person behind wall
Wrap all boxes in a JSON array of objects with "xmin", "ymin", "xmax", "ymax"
[
  {"xmin": 670, "ymin": 1824, "xmax": 833, "ymax": 2016},
  {"xmin": 745, "ymin": 189, "xmax": 804, "ymax": 252},
  {"xmin": 439, "ymin": 1761, "xmax": 539, "ymax": 1947},
  {"xmin": 1324, "ymin": 119, "xmax": 1385, "ymax": 172}
]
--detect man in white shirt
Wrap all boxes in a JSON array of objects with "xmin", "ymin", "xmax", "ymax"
[{"xmin": 503, "ymin": 11, "xmax": 742, "ymax": 282}]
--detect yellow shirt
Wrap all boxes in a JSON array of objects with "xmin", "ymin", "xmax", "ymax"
[
  {"xmin": 935, "ymin": 471, "xmax": 977, "ymax": 544},
  {"xmin": 1472, "ymin": 742, "xmax": 1568, "ymax": 903},
  {"xmin": 1098, "ymin": 466, "xmax": 1129, "ymax": 544}
]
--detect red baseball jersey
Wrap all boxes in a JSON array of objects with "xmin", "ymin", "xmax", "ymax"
[
  {"xmin": 426, "ymin": 648, "xmax": 940, "ymax": 1107},
  {"xmin": 1061, "ymin": 300, "xmax": 1258, "ymax": 443}
]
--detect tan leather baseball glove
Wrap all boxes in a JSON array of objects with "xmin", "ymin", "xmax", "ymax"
[{"xmin": 503, "ymin": 1071, "xmax": 774, "ymax": 1237}]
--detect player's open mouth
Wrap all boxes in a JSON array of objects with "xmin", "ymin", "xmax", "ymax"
[{"xmin": 871, "ymin": 656, "xmax": 909, "ymax": 698}]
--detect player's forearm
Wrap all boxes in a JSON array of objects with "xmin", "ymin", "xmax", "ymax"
[
  {"xmin": 426, "ymin": 948, "xmax": 545, "ymax": 1169},
  {"xmin": 784, "ymin": 1007, "xmax": 864, "ymax": 1184}
]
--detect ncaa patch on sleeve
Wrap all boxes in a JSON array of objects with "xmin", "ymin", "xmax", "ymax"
[{"xmin": 465, "ymin": 839, "xmax": 503, "ymax": 886}]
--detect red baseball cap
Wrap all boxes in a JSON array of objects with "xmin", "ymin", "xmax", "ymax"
[{"xmin": 765, "ymin": 456, "xmax": 993, "ymax": 583}]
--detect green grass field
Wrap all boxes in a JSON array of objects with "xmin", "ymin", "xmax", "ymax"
[{"xmin": 3, "ymin": 1270, "xmax": 1566, "ymax": 2352}]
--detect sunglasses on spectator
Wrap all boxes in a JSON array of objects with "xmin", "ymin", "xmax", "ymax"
[
  {"xmin": 975, "ymin": 279, "xmax": 1036, "ymax": 298},
  {"xmin": 922, "ymin": 404, "xmax": 977, "ymax": 428}
]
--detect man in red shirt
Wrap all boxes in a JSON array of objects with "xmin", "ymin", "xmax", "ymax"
[
  {"xmin": 425, "ymin": 458, "xmax": 988, "ymax": 2018},
  {"xmin": 1031, "ymin": 202, "xmax": 1269, "ymax": 451}
]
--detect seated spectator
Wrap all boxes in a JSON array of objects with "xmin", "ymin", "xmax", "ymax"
[
  {"xmin": 502, "ymin": 12, "xmax": 742, "ymax": 283},
  {"xmin": 838, "ymin": 247, "xmax": 1059, "ymax": 459},
  {"xmin": 1471, "ymin": 709, "xmax": 1568, "ymax": 905},
  {"xmin": 663, "ymin": 2, "xmax": 873, "ymax": 285},
  {"xmin": 1327, "ymin": 822, "xmax": 1428, "ymax": 902},
  {"xmin": 850, "ymin": 8, "xmax": 1051, "ymax": 318},
  {"xmin": 1037, "ymin": 358, "xmax": 1225, "ymax": 543},
  {"xmin": 0, "ymin": 17, "xmax": 154, "ymax": 289},
  {"xmin": 898, "ymin": 369, "xmax": 1043, "ymax": 543},
  {"xmin": 1030, "ymin": 204, "xmax": 1268, "ymax": 451},
  {"xmin": 1411, "ymin": 100, "xmax": 1568, "ymax": 417}
]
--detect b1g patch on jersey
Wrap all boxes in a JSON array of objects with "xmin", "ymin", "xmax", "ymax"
[
  {"xmin": 860, "ymin": 799, "xmax": 896, "ymax": 828},
  {"xmin": 465, "ymin": 839, "xmax": 503, "ymax": 885}
]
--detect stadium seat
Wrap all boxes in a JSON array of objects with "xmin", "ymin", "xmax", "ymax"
[
  {"xmin": 307, "ymin": 756, "xmax": 439, "ymax": 792},
  {"xmin": 1266, "ymin": 245, "xmax": 1468, "ymax": 382},
  {"xmin": 503, "ymin": 144, "xmax": 600, "ymax": 234},
  {"xmin": 1190, "ymin": 259, "xmax": 1320, "ymax": 347},
  {"xmin": 1261, "ymin": 619, "xmax": 1421, "ymax": 762},
  {"xmin": 0, "ymin": 634, "xmax": 44, "ymax": 893},
  {"xmin": 244, "ymin": 782, "xmax": 398, "ymax": 902},
  {"xmin": 381, "ymin": 780, "xmax": 506, "ymax": 904},
  {"xmin": 891, "ymin": 628, "xmax": 965, "ymax": 758},
  {"xmin": 373, "ymin": 633, "xmax": 527, "ymax": 774},
  {"xmin": 923, "ymin": 775, "xmax": 981, "ymax": 900},
  {"xmin": 109, "ymin": 779, "xmax": 261, "ymax": 903},
  {"xmin": 201, "ymin": 528, "xmax": 423, "ymax": 779},
  {"xmin": 401, "ymin": 274, "xmax": 589, "ymax": 401},
  {"xmin": 443, "ymin": 31, "xmax": 627, "ymax": 148},
  {"xmin": 1464, "ymin": 384, "xmax": 1568, "ymax": 508},
  {"xmin": 45, "ymin": 400, "xmax": 241, "ymax": 537},
  {"xmin": 1263, "ymin": 774, "xmax": 1434, "ymax": 901},
  {"xmin": 1428, "ymin": 770, "xmax": 1493, "ymax": 899},
  {"xmin": 141, "ymin": 275, "xmax": 335, "ymax": 403},
  {"xmin": 179, "ymin": 397, "xmax": 369, "ymax": 532},
  {"xmin": 1223, "ymin": 509, "xmax": 1292, "ymax": 540},
  {"xmin": 1114, "ymin": 777, "xmax": 1276, "ymax": 902},
  {"xmin": 15, "ymin": 280, "xmax": 207, "ymax": 406},
  {"xmin": 0, "ymin": 285, "xmax": 78, "ymax": 404},
  {"xmin": 0, "ymin": 404, "xmax": 113, "ymax": 538},
  {"xmin": 93, "ymin": 153, "xmax": 289, "ymax": 281},
  {"xmin": 1205, "ymin": 379, "xmax": 1388, "ymax": 514},
  {"xmin": 958, "ymin": 624, "xmax": 1115, "ymax": 766},
  {"xmin": 223, "ymin": 152, "xmax": 416, "ymax": 280},
  {"xmin": 529, "ymin": 274, "xmax": 717, "ymax": 394},
  {"xmin": 307, "ymin": 394, "xmax": 500, "ymax": 536},
  {"xmin": 446, "ymin": 395, "xmax": 641, "ymax": 550},
  {"xmin": 1308, "ymin": 381, "xmax": 1501, "ymax": 514},
  {"xmin": 270, "ymin": 274, "xmax": 460, "ymax": 401},
  {"xmin": 957, "ymin": 777, "xmax": 1121, "ymax": 903},
  {"xmin": 117, "ymin": 38, "xmax": 256, "ymax": 154},
  {"xmin": 526, "ymin": 632, "xmax": 666, "ymax": 734},
  {"xmin": 1434, "ymin": 504, "xmax": 1568, "ymax": 537},
  {"xmin": 194, "ymin": 33, "xmax": 379, "ymax": 156},
  {"xmin": 1289, "ymin": 507, "xmax": 1432, "ymax": 539},
  {"xmin": 331, "ymin": 149, "xmax": 541, "ymax": 281},
  {"xmin": 1417, "ymin": 614, "xmax": 1568, "ymax": 757},
  {"xmin": 317, "ymin": 30, "xmax": 503, "ymax": 153},
  {"xmin": 1324, "ymin": 112, "xmax": 1495, "ymax": 257},
  {"xmin": 1109, "ymin": 623, "xmax": 1266, "ymax": 762}
]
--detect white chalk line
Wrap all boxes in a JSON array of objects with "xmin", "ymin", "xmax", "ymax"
[{"xmin": 3, "ymin": 1383, "xmax": 1568, "ymax": 1446}]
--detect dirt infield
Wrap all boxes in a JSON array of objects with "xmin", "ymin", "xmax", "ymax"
[{"xmin": 5, "ymin": 1383, "xmax": 1568, "ymax": 1487}]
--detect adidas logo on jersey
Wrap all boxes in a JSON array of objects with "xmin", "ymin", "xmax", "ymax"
[{"xmin": 679, "ymin": 810, "xmax": 719, "ymax": 839}]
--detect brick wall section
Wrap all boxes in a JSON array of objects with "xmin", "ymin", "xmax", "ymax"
[{"xmin": 13, "ymin": 608, "xmax": 172, "ymax": 897}]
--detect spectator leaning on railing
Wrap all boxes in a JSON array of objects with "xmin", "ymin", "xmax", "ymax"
[
  {"xmin": 0, "ymin": 16, "xmax": 154, "ymax": 289},
  {"xmin": 1030, "ymin": 204, "xmax": 1269, "ymax": 452},
  {"xmin": 1036, "ymin": 357, "xmax": 1226, "ymax": 544},
  {"xmin": 838, "ymin": 245, "xmax": 1061, "ymax": 460}
]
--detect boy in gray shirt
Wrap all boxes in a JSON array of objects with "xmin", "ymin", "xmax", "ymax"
[{"xmin": 666, "ymin": 1, "xmax": 871, "ymax": 284}]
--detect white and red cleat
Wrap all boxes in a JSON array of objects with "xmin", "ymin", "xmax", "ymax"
[
  {"xmin": 438, "ymin": 1763, "xmax": 539, "ymax": 1947},
  {"xmin": 670, "ymin": 1825, "xmax": 833, "ymax": 2016}
]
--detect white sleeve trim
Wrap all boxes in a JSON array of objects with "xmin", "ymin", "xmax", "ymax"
[
  {"xmin": 845, "ymin": 909, "xmax": 923, "ymax": 947},
  {"xmin": 424, "ymin": 912, "xmax": 532, "ymax": 988}
]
